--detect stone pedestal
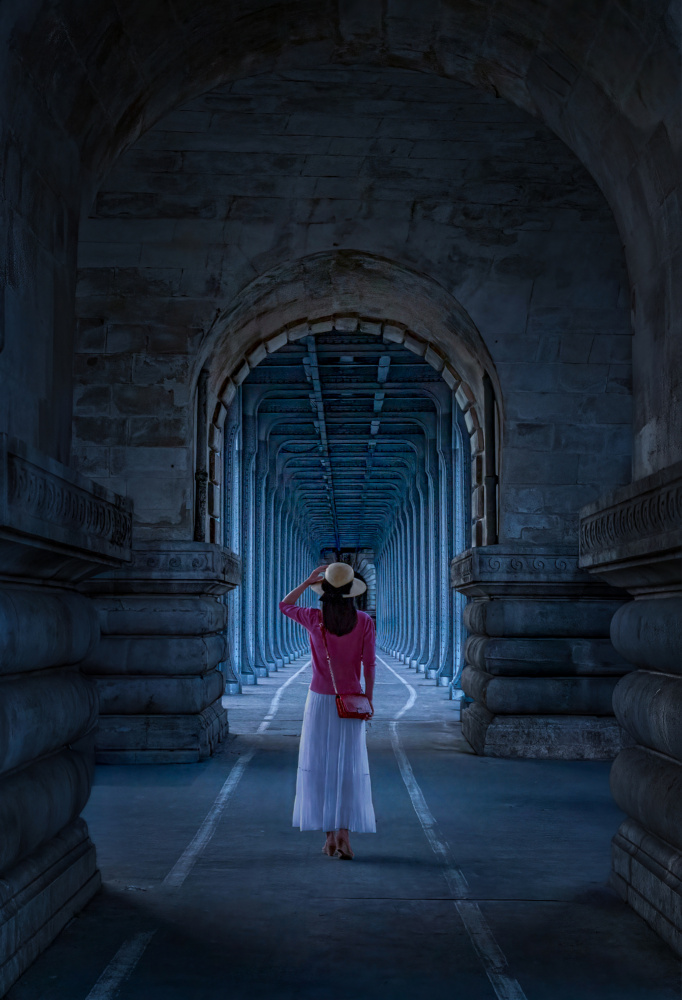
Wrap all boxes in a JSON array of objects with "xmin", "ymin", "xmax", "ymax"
[
  {"xmin": 0, "ymin": 435, "xmax": 132, "ymax": 996},
  {"xmin": 451, "ymin": 545, "xmax": 632, "ymax": 759},
  {"xmin": 580, "ymin": 461, "xmax": 682, "ymax": 956},
  {"xmin": 81, "ymin": 541, "xmax": 241, "ymax": 763}
]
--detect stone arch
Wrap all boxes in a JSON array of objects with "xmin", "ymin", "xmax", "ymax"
[{"xmin": 193, "ymin": 250, "xmax": 500, "ymax": 549}]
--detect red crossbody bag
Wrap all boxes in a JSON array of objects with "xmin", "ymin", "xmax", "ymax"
[{"xmin": 319, "ymin": 617, "xmax": 373, "ymax": 720}]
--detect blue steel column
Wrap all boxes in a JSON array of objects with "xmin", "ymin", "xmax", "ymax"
[
  {"xmin": 437, "ymin": 387, "xmax": 456, "ymax": 687},
  {"xmin": 274, "ymin": 492, "xmax": 286, "ymax": 666},
  {"xmin": 397, "ymin": 508, "xmax": 411, "ymax": 662},
  {"xmin": 398, "ymin": 507, "xmax": 406, "ymax": 666},
  {"xmin": 407, "ymin": 488, "xmax": 419, "ymax": 668},
  {"xmin": 382, "ymin": 536, "xmax": 398, "ymax": 656},
  {"xmin": 388, "ymin": 531, "xmax": 398, "ymax": 654},
  {"xmin": 281, "ymin": 504, "xmax": 290, "ymax": 660},
  {"xmin": 222, "ymin": 399, "xmax": 242, "ymax": 695},
  {"xmin": 382, "ymin": 537, "xmax": 391, "ymax": 652},
  {"xmin": 284, "ymin": 512, "xmax": 294, "ymax": 663},
  {"xmin": 253, "ymin": 439, "xmax": 269, "ymax": 677},
  {"xmin": 415, "ymin": 466, "xmax": 429, "ymax": 671},
  {"xmin": 263, "ymin": 478, "xmax": 277, "ymax": 669},
  {"xmin": 294, "ymin": 524, "xmax": 302, "ymax": 654},
  {"xmin": 389, "ymin": 531, "xmax": 398, "ymax": 653},
  {"xmin": 424, "ymin": 435, "xmax": 439, "ymax": 679}
]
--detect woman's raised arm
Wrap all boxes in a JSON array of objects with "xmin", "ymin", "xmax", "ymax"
[{"xmin": 281, "ymin": 565, "xmax": 328, "ymax": 605}]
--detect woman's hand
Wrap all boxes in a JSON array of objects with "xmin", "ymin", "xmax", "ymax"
[
  {"xmin": 281, "ymin": 565, "xmax": 329, "ymax": 606},
  {"xmin": 306, "ymin": 565, "xmax": 328, "ymax": 585}
]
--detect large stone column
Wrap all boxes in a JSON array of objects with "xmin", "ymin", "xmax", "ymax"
[
  {"xmin": 0, "ymin": 436, "xmax": 132, "ymax": 995},
  {"xmin": 81, "ymin": 541, "xmax": 240, "ymax": 763},
  {"xmin": 579, "ymin": 462, "xmax": 682, "ymax": 955},
  {"xmin": 451, "ymin": 544, "xmax": 632, "ymax": 759}
]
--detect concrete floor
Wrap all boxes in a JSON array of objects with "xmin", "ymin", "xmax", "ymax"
[{"xmin": 7, "ymin": 652, "xmax": 681, "ymax": 1000}]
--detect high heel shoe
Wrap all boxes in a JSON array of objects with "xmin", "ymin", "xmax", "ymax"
[{"xmin": 334, "ymin": 843, "xmax": 354, "ymax": 860}]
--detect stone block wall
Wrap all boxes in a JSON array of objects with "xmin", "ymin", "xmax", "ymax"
[{"xmin": 73, "ymin": 66, "xmax": 633, "ymax": 550}]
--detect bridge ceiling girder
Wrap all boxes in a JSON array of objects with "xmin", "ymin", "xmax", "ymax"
[{"xmin": 238, "ymin": 331, "xmax": 455, "ymax": 551}]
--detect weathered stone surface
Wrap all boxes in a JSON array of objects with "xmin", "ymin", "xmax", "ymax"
[
  {"xmin": 463, "ymin": 599, "xmax": 625, "ymax": 637},
  {"xmin": 83, "ymin": 541, "xmax": 240, "ymax": 595},
  {"xmin": 95, "ymin": 596, "xmax": 227, "ymax": 636},
  {"xmin": 580, "ymin": 462, "xmax": 682, "ymax": 593},
  {"xmin": 0, "ymin": 435, "xmax": 132, "ymax": 576},
  {"xmin": 461, "ymin": 702, "xmax": 629, "ymax": 760},
  {"xmin": 0, "ymin": 670, "xmax": 98, "ymax": 776},
  {"xmin": 461, "ymin": 667, "xmax": 619, "ymax": 716},
  {"xmin": 0, "ymin": 438, "xmax": 129, "ymax": 994},
  {"xmin": 0, "ymin": 589, "xmax": 98, "ymax": 674},
  {"xmin": 95, "ymin": 698, "xmax": 228, "ymax": 763},
  {"xmin": 82, "ymin": 541, "xmax": 238, "ymax": 762},
  {"xmin": 610, "ymin": 597, "xmax": 682, "ymax": 673},
  {"xmin": 453, "ymin": 545, "xmax": 629, "ymax": 758},
  {"xmin": 0, "ymin": 820, "xmax": 100, "ymax": 998},
  {"xmin": 613, "ymin": 671, "xmax": 682, "ymax": 762},
  {"xmin": 74, "ymin": 67, "xmax": 633, "ymax": 546},
  {"xmin": 611, "ymin": 747, "xmax": 682, "ymax": 856},
  {"xmin": 81, "ymin": 633, "xmax": 226, "ymax": 674},
  {"xmin": 96, "ymin": 670, "xmax": 224, "ymax": 715},
  {"xmin": 612, "ymin": 818, "xmax": 682, "ymax": 957},
  {"xmin": 0, "ymin": 747, "xmax": 94, "ymax": 874},
  {"xmin": 580, "ymin": 459, "xmax": 682, "ymax": 957},
  {"xmin": 465, "ymin": 635, "xmax": 631, "ymax": 676}
]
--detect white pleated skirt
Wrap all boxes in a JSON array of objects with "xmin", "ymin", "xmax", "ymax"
[{"xmin": 293, "ymin": 689, "xmax": 376, "ymax": 833}]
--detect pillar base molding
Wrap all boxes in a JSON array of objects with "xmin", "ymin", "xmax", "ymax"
[
  {"xmin": 462, "ymin": 702, "xmax": 630, "ymax": 759},
  {"xmin": 451, "ymin": 544, "xmax": 629, "ymax": 759},
  {"xmin": 95, "ymin": 697, "xmax": 228, "ymax": 764},
  {"xmin": 81, "ymin": 541, "xmax": 240, "ymax": 763},
  {"xmin": 611, "ymin": 819, "xmax": 682, "ymax": 957},
  {"xmin": 0, "ymin": 819, "xmax": 100, "ymax": 997}
]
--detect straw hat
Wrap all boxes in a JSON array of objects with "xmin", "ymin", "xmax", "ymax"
[{"xmin": 311, "ymin": 562, "xmax": 367, "ymax": 598}]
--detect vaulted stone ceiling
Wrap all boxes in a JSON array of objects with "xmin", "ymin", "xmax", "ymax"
[{"xmin": 244, "ymin": 332, "xmax": 448, "ymax": 551}]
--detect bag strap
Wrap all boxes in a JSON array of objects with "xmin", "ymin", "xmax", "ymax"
[{"xmin": 318, "ymin": 613, "xmax": 340, "ymax": 696}]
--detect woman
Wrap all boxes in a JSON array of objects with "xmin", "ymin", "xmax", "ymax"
[{"xmin": 279, "ymin": 562, "xmax": 376, "ymax": 859}]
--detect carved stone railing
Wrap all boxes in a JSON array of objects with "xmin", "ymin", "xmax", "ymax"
[
  {"xmin": 82, "ymin": 540, "xmax": 241, "ymax": 594},
  {"xmin": 451, "ymin": 545, "xmax": 613, "ymax": 598},
  {"xmin": 0, "ymin": 434, "xmax": 132, "ymax": 577},
  {"xmin": 579, "ymin": 460, "xmax": 682, "ymax": 592}
]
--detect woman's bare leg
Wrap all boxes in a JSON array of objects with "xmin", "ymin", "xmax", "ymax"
[{"xmin": 323, "ymin": 831, "xmax": 337, "ymax": 856}]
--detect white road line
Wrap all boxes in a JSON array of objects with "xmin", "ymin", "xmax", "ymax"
[
  {"xmin": 162, "ymin": 748, "xmax": 256, "ymax": 887},
  {"xmin": 388, "ymin": 722, "xmax": 469, "ymax": 896},
  {"xmin": 377, "ymin": 653, "xmax": 528, "ymax": 1000},
  {"xmin": 84, "ymin": 931, "xmax": 156, "ymax": 1000},
  {"xmin": 257, "ymin": 658, "xmax": 311, "ymax": 733},
  {"xmin": 377, "ymin": 653, "xmax": 417, "ymax": 718},
  {"xmin": 163, "ymin": 658, "xmax": 310, "ymax": 888}
]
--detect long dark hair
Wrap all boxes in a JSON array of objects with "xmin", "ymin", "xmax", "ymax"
[{"xmin": 320, "ymin": 579, "xmax": 358, "ymax": 636}]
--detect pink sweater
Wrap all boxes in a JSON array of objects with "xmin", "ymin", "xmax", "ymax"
[{"xmin": 278, "ymin": 603, "xmax": 376, "ymax": 696}]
